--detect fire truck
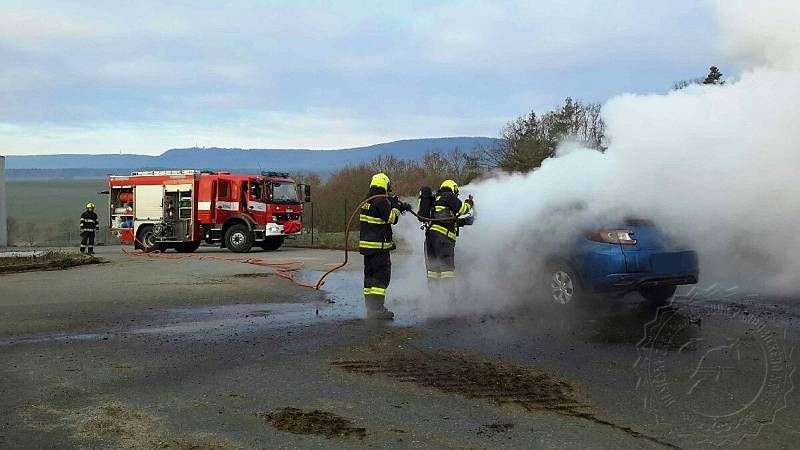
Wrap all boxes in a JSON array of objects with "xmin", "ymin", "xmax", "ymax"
[{"xmin": 107, "ymin": 170, "xmax": 310, "ymax": 253}]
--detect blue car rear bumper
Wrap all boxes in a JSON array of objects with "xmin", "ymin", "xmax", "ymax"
[{"xmin": 574, "ymin": 243, "xmax": 699, "ymax": 293}]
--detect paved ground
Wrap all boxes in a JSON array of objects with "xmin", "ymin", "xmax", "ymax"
[{"xmin": 0, "ymin": 245, "xmax": 798, "ymax": 449}]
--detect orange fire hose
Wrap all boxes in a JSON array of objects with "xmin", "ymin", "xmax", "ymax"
[{"xmin": 122, "ymin": 193, "xmax": 466, "ymax": 290}]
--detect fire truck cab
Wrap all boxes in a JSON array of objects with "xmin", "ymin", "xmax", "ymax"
[{"xmin": 108, "ymin": 170, "xmax": 307, "ymax": 253}]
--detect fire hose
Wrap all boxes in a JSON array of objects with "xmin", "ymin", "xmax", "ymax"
[
  {"xmin": 123, "ymin": 193, "xmax": 469, "ymax": 290},
  {"xmin": 313, "ymin": 193, "xmax": 472, "ymax": 289}
]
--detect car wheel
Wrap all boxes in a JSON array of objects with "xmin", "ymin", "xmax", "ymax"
[
  {"xmin": 225, "ymin": 224, "xmax": 253, "ymax": 253},
  {"xmin": 137, "ymin": 225, "xmax": 164, "ymax": 253},
  {"xmin": 260, "ymin": 236, "xmax": 284, "ymax": 251},
  {"xmin": 546, "ymin": 265, "xmax": 585, "ymax": 306},
  {"xmin": 639, "ymin": 285, "xmax": 677, "ymax": 304},
  {"xmin": 174, "ymin": 241, "xmax": 201, "ymax": 253}
]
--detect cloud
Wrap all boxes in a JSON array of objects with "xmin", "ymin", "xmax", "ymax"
[
  {"xmin": 0, "ymin": 6, "xmax": 109, "ymax": 50},
  {"xmin": 0, "ymin": 0, "xmax": 721, "ymax": 154},
  {"xmin": 410, "ymin": 0, "xmax": 714, "ymax": 71}
]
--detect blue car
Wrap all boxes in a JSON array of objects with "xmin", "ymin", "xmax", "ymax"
[{"xmin": 544, "ymin": 218, "xmax": 699, "ymax": 305}]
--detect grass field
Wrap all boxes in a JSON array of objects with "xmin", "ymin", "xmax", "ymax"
[
  {"xmin": 8, "ymin": 178, "xmax": 109, "ymax": 223},
  {"xmin": 6, "ymin": 178, "xmax": 110, "ymax": 245}
]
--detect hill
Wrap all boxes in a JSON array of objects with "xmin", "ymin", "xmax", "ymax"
[{"xmin": 6, "ymin": 137, "xmax": 500, "ymax": 177}]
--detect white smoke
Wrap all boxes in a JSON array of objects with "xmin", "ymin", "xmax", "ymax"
[{"xmin": 394, "ymin": 0, "xmax": 800, "ymax": 316}]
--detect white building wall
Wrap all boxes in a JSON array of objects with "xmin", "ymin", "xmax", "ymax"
[{"xmin": 0, "ymin": 155, "xmax": 6, "ymax": 246}]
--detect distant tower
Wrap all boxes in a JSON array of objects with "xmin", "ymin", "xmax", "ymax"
[{"xmin": 0, "ymin": 155, "xmax": 6, "ymax": 246}]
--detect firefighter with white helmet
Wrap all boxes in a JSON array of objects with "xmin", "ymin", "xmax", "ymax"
[
  {"xmin": 359, "ymin": 172, "xmax": 411, "ymax": 320},
  {"xmin": 79, "ymin": 202, "xmax": 99, "ymax": 255},
  {"xmin": 425, "ymin": 179, "xmax": 473, "ymax": 297}
]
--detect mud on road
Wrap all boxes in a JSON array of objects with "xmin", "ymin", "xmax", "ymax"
[{"xmin": 1, "ymin": 246, "xmax": 798, "ymax": 448}]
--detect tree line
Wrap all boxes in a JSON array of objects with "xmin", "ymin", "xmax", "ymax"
[{"xmin": 296, "ymin": 96, "xmax": 607, "ymax": 232}]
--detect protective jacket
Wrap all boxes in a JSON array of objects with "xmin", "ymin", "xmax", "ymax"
[
  {"xmin": 80, "ymin": 210, "xmax": 99, "ymax": 233},
  {"xmin": 359, "ymin": 186, "xmax": 401, "ymax": 254},
  {"xmin": 430, "ymin": 190, "xmax": 472, "ymax": 240}
]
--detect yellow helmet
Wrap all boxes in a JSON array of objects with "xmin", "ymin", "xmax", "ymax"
[
  {"xmin": 370, "ymin": 172, "xmax": 390, "ymax": 191},
  {"xmin": 440, "ymin": 179, "xmax": 459, "ymax": 195},
  {"xmin": 86, "ymin": 202, "xmax": 95, "ymax": 209}
]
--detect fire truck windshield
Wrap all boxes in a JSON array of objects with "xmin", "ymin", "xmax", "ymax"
[{"xmin": 270, "ymin": 182, "xmax": 299, "ymax": 203}]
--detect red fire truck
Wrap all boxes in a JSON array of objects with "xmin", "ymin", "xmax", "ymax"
[{"xmin": 107, "ymin": 170, "xmax": 309, "ymax": 253}]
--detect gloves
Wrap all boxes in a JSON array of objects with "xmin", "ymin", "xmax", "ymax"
[
  {"xmin": 465, "ymin": 194, "xmax": 474, "ymax": 207},
  {"xmin": 389, "ymin": 195, "xmax": 401, "ymax": 209},
  {"xmin": 399, "ymin": 202, "xmax": 412, "ymax": 212}
]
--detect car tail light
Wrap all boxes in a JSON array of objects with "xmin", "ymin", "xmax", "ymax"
[{"xmin": 585, "ymin": 229, "xmax": 637, "ymax": 245}]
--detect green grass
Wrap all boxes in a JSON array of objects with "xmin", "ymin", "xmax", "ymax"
[
  {"xmin": 7, "ymin": 178, "xmax": 108, "ymax": 223},
  {"xmin": 6, "ymin": 178, "xmax": 111, "ymax": 245}
]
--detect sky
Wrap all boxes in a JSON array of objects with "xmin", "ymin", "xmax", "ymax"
[{"xmin": 0, "ymin": 0, "xmax": 726, "ymax": 155}]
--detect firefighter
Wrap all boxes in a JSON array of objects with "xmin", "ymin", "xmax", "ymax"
[
  {"xmin": 79, "ymin": 202, "xmax": 99, "ymax": 255},
  {"xmin": 359, "ymin": 173, "xmax": 411, "ymax": 320},
  {"xmin": 425, "ymin": 180, "xmax": 473, "ymax": 297}
]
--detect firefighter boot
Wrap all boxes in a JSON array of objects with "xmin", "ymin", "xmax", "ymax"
[{"xmin": 365, "ymin": 294, "xmax": 394, "ymax": 320}]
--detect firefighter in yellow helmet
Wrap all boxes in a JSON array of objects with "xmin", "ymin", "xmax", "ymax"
[
  {"xmin": 425, "ymin": 179, "xmax": 473, "ymax": 297},
  {"xmin": 358, "ymin": 173, "xmax": 411, "ymax": 320},
  {"xmin": 80, "ymin": 202, "xmax": 99, "ymax": 255}
]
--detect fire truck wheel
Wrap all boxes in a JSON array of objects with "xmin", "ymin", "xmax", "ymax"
[
  {"xmin": 137, "ymin": 225, "xmax": 164, "ymax": 253},
  {"xmin": 260, "ymin": 236, "xmax": 284, "ymax": 251},
  {"xmin": 174, "ymin": 241, "xmax": 201, "ymax": 253},
  {"xmin": 225, "ymin": 223, "xmax": 254, "ymax": 253}
]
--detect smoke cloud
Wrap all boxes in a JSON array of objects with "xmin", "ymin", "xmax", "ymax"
[{"xmin": 394, "ymin": 0, "xmax": 800, "ymax": 316}]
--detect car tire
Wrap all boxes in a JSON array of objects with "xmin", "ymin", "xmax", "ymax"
[
  {"xmin": 137, "ymin": 225, "xmax": 164, "ymax": 253},
  {"xmin": 639, "ymin": 285, "xmax": 677, "ymax": 304},
  {"xmin": 260, "ymin": 236, "xmax": 284, "ymax": 251},
  {"xmin": 545, "ymin": 264, "xmax": 586, "ymax": 306},
  {"xmin": 174, "ymin": 241, "xmax": 201, "ymax": 253},
  {"xmin": 225, "ymin": 224, "xmax": 254, "ymax": 253}
]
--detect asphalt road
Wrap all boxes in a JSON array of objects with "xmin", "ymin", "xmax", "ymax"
[{"xmin": 0, "ymin": 245, "xmax": 798, "ymax": 449}]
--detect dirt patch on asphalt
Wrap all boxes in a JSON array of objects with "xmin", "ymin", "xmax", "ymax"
[
  {"xmin": 0, "ymin": 251, "xmax": 105, "ymax": 274},
  {"xmin": 258, "ymin": 407, "xmax": 366, "ymax": 439},
  {"xmin": 332, "ymin": 350, "xmax": 678, "ymax": 448},
  {"xmin": 232, "ymin": 272, "xmax": 272, "ymax": 278},
  {"xmin": 346, "ymin": 328, "xmax": 419, "ymax": 353},
  {"xmin": 332, "ymin": 351, "xmax": 588, "ymax": 415},
  {"xmin": 19, "ymin": 402, "xmax": 236, "ymax": 449},
  {"xmin": 80, "ymin": 404, "xmax": 157, "ymax": 439},
  {"xmin": 18, "ymin": 404, "xmax": 65, "ymax": 432}
]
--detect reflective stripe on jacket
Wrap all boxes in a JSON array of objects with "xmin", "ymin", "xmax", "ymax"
[
  {"xmin": 430, "ymin": 190, "xmax": 471, "ymax": 241},
  {"xmin": 80, "ymin": 210, "xmax": 99, "ymax": 232},
  {"xmin": 359, "ymin": 187, "xmax": 399, "ymax": 254}
]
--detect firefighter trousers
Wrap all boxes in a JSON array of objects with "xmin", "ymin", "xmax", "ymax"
[
  {"xmin": 80, "ymin": 231, "xmax": 95, "ymax": 254},
  {"xmin": 363, "ymin": 251, "xmax": 391, "ymax": 303},
  {"xmin": 425, "ymin": 231, "xmax": 455, "ymax": 281}
]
